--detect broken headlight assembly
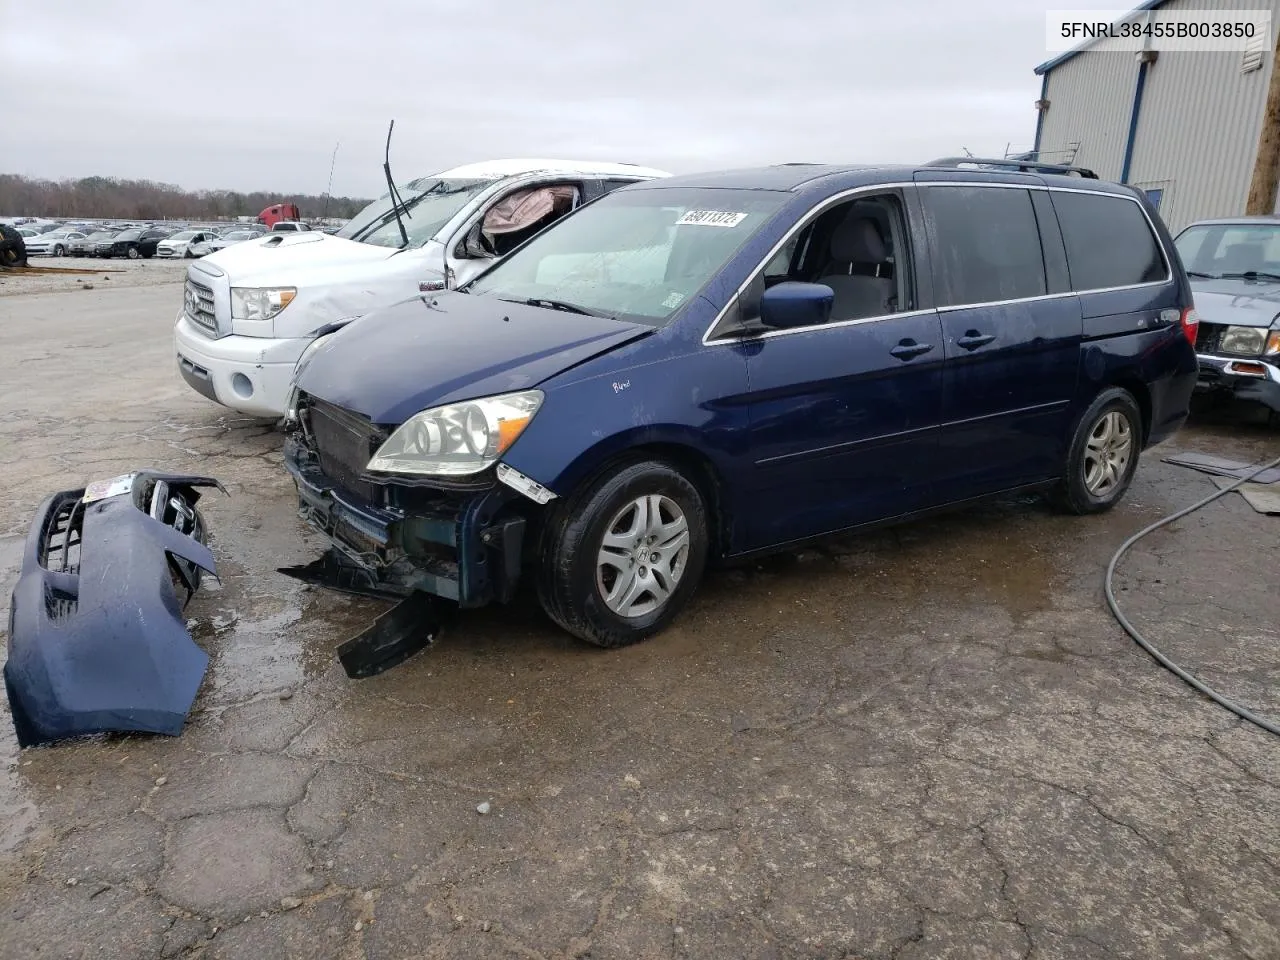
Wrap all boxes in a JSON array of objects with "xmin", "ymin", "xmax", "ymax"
[
  {"xmin": 231, "ymin": 286, "xmax": 296, "ymax": 321},
  {"xmin": 367, "ymin": 390, "xmax": 543, "ymax": 476},
  {"xmin": 1219, "ymin": 325, "xmax": 1268, "ymax": 357}
]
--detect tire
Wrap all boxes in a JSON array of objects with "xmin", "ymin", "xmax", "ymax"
[
  {"xmin": 537, "ymin": 460, "xmax": 709, "ymax": 648},
  {"xmin": 126, "ymin": 244, "xmax": 140, "ymax": 260},
  {"xmin": 1048, "ymin": 387, "xmax": 1143, "ymax": 515},
  {"xmin": 52, "ymin": 244, "xmax": 64, "ymax": 257}
]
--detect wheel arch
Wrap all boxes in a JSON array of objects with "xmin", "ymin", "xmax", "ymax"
[
  {"xmin": 543, "ymin": 432, "xmax": 735, "ymax": 559},
  {"xmin": 1107, "ymin": 376, "xmax": 1152, "ymax": 445}
]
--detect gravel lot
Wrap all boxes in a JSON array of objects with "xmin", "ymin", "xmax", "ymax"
[
  {"xmin": 1, "ymin": 264, "xmax": 1278, "ymax": 960},
  {"xmin": 0, "ymin": 257, "xmax": 189, "ymax": 298}
]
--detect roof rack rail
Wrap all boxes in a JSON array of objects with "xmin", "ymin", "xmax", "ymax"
[{"xmin": 925, "ymin": 157, "xmax": 1099, "ymax": 179}]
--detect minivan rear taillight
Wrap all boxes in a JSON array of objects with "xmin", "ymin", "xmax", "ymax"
[{"xmin": 1180, "ymin": 307, "xmax": 1199, "ymax": 347}]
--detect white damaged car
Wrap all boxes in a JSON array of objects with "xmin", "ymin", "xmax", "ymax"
[{"xmin": 172, "ymin": 159, "xmax": 668, "ymax": 418}]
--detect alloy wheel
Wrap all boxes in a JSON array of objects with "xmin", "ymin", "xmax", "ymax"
[{"xmin": 1083, "ymin": 411, "xmax": 1133, "ymax": 496}]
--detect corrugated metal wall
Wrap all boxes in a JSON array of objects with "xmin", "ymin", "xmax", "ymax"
[
  {"xmin": 1037, "ymin": 33, "xmax": 1141, "ymax": 180},
  {"xmin": 1036, "ymin": 0, "xmax": 1279, "ymax": 232},
  {"xmin": 1128, "ymin": 0, "xmax": 1277, "ymax": 231}
]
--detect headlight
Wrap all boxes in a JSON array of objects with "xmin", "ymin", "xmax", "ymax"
[
  {"xmin": 1219, "ymin": 326, "xmax": 1267, "ymax": 357},
  {"xmin": 230, "ymin": 286, "xmax": 296, "ymax": 321},
  {"xmin": 1267, "ymin": 324, "xmax": 1280, "ymax": 356},
  {"xmin": 367, "ymin": 390, "xmax": 543, "ymax": 476}
]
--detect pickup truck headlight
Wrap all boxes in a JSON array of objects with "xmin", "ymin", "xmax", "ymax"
[
  {"xmin": 1267, "ymin": 327, "xmax": 1280, "ymax": 357},
  {"xmin": 367, "ymin": 390, "xmax": 543, "ymax": 476},
  {"xmin": 1219, "ymin": 326, "xmax": 1267, "ymax": 357},
  {"xmin": 231, "ymin": 286, "xmax": 296, "ymax": 321}
]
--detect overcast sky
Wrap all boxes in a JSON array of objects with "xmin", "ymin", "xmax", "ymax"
[{"xmin": 1, "ymin": 0, "xmax": 1123, "ymax": 198}]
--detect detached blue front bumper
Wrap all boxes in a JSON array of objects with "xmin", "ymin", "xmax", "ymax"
[
  {"xmin": 282, "ymin": 435, "xmax": 526, "ymax": 609},
  {"xmin": 4, "ymin": 472, "xmax": 223, "ymax": 748}
]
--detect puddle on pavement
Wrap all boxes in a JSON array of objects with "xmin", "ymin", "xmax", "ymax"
[
  {"xmin": 186, "ymin": 553, "xmax": 390, "ymax": 703},
  {"xmin": 693, "ymin": 494, "xmax": 1063, "ymax": 636}
]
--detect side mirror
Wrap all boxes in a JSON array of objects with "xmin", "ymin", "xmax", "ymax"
[
  {"xmin": 758, "ymin": 282, "xmax": 834, "ymax": 330},
  {"xmin": 461, "ymin": 222, "xmax": 492, "ymax": 259}
]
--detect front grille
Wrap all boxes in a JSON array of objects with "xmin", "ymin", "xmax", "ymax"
[
  {"xmin": 185, "ymin": 277, "xmax": 218, "ymax": 335},
  {"xmin": 40, "ymin": 496, "xmax": 82, "ymax": 576},
  {"xmin": 306, "ymin": 399, "xmax": 385, "ymax": 504},
  {"xmin": 1196, "ymin": 322, "xmax": 1225, "ymax": 354}
]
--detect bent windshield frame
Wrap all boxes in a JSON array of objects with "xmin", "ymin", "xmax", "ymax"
[
  {"xmin": 338, "ymin": 178, "xmax": 495, "ymax": 249},
  {"xmin": 463, "ymin": 187, "xmax": 789, "ymax": 326}
]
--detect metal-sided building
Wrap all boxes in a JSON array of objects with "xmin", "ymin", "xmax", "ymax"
[{"xmin": 1032, "ymin": 0, "xmax": 1277, "ymax": 232}]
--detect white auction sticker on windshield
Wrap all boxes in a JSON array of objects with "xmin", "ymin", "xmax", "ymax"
[{"xmin": 676, "ymin": 210, "xmax": 748, "ymax": 228}]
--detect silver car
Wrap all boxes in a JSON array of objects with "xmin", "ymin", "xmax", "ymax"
[
  {"xmin": 189, "ymin": 228, "xmax": 265, "ymax": 257},
  {"xmin": 1175, "ymin": 215, "xmax": 1280, "ymax": 422}
]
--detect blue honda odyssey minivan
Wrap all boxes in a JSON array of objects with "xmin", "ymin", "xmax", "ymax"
[{"xmin": 284, "ymin": 159, "xmax": 1198, "ymax": 649}]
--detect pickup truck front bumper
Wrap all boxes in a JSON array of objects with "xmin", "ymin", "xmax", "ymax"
[{"xmin": 1196, "ymin": 353, "xmax": 1280, "ymax": 413}]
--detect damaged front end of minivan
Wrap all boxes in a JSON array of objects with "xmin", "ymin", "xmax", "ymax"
[
  {"xmin": 4, "ymin": 472, "xmax": 224, "ymax": 747},
  {"xmin": 279, "ymin": 393, "xmax": 543, "ymax": 677}
]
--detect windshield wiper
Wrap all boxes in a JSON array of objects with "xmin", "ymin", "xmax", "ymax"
[
  {"xmin": 499, "ymin": 297, "xmax": 612, "ymax": 318},
  {"xmin": 382, "ymin": 120, "xmax": 410, "ymax": 249},
  {"xmin": 1221, "ymin": 271, "xmax": 1280, "ymax": 282},
  {"xmin": 1186, "ymin": 270, "xmax": 1218, "ymax": 279}
]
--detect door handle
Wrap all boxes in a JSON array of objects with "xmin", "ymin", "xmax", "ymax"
[
  {"xmin": 890, "ymin": 339, "xmax": 934, "ymax": 361},
  {"xmin": 956, "ymin": 330, "xmax": 996, "ymax": 350}
]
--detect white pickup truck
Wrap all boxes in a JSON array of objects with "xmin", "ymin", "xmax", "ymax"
[{"xmin": 173, "ymin": 158, "xmax": 668, "ymax": 418}]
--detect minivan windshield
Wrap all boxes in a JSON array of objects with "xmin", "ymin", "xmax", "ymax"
[
  {"xmin": 1175, "ymin": 222, "xmax": 1280, "ymax": 279},
  {"xmin": 465, "ymin": 187, "xmax": 788, "ymax": 325},
  {"xmin": 337, "ymin": 177, "xmax": 494, "ymax": 249}
]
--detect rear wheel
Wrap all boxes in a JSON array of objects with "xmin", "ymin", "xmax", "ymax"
[
  {"xmin": 1048, "ymin": 387, "xmax": 1142, "ymax": 514},
  {"xmin": 537, "ymin": 460, "xmax": 709, "ymax": 648}
]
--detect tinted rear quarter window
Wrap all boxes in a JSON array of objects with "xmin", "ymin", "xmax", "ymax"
[
  {"xmin": 924, "ymin": 186, "xmax": 1047, "ymax": 306},
  {"xmin": 1050, "ymin": 191, "xmax": 1167, "ymax": 290}
]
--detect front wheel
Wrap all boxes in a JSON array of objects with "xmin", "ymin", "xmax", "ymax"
[
  {"xmin": 1048, "ymin": 388, "xmax": 1143, "ymax": 515},
  {"xmin": 537, "ymin": 460, "xmax": 709, "ymax": 648},
  {"xmin": 125, "ymin": 244, "xmax": 140, "ymax": 260},
  {"xmin": 52, "ymin": 244, "xmax": 64, "ymax": 257}
]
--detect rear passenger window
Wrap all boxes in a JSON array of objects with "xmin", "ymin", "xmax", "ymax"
[
  {"xmin": 924, "ymin": 186, "xmax": 1047, "ymax": 306},
  {"xmin": 1050, "ymin": 191, "xmax": 1167, "ymax": 290}
]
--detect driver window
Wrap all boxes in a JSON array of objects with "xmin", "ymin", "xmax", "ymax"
[
  {"xmin": 465, "ymin": 183, "xmax": 581, "ymax": 259},
  {"xmin": 770, "ymin": 194, "xmax": 909, "ymax": 322}
]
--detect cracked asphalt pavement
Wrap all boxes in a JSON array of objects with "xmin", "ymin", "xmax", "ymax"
[{"xmin": 1, "ymin": 267, "xmax": 1278, "ymax": 959}]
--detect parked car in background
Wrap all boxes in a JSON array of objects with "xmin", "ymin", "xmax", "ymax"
[
  {"xmin": 25, "ymin": 228, "xmax": 89, "ymax": 257},
  {"xmin": 283, "ymin": 160, "xmax": 1197, "ymax": 648},
  {"xmin": 157, "ymin": 229, "xmax": 222, "ymax": 259},
  {"xmin": 174, "ymin": 158, "xmax": 669, "ymax": 417},
  {"xmin": 1175, "ymin": 215, "xmax": 1280, "ymax": 422},
  {"xmin": 99, "ymin": 227, "xmax": 170, "ymax": 259},
  {"xmin": 17, "ymin": 227, "xmax": 41, "ymax": 239},
  {"xmin": 71, "ymin": 230, "xmax": 117, "ymax": 256},
  {"xmin": 189, "ymin": 228, "xmax": 264, "ymax": 257},
  {"xmin": 270, "ymin": 221, "xmax": 312, "ymax": 233}
]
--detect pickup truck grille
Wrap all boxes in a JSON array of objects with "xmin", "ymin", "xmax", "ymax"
[
  {"xmin": 305, "ymin": 399, "xmax": 387, "ymax": 504},
  {"xmin": 1195, "ymin": 321, "xmax": 1226, "ymax": 354},
  {"xmin": 185, "ymin": 277, "xmax": 217, "ymax": 335}
]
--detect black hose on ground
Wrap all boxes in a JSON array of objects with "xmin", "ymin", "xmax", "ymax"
[{"xmin": 1105, "ymin": 450, "xmax": 1280, "ymax": 737}]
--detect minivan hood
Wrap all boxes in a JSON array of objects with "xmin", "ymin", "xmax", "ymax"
[
  {"xmin": 1191, "ymin": 278, "xmax": 1280, "ymax": 328},
  {"xmin": 203, "ymin": 231, "xmax": 401, "ymax": 284},
  {"xmin": 295, "ymin": 291, "xmax": 652, "ymax": 424}
]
